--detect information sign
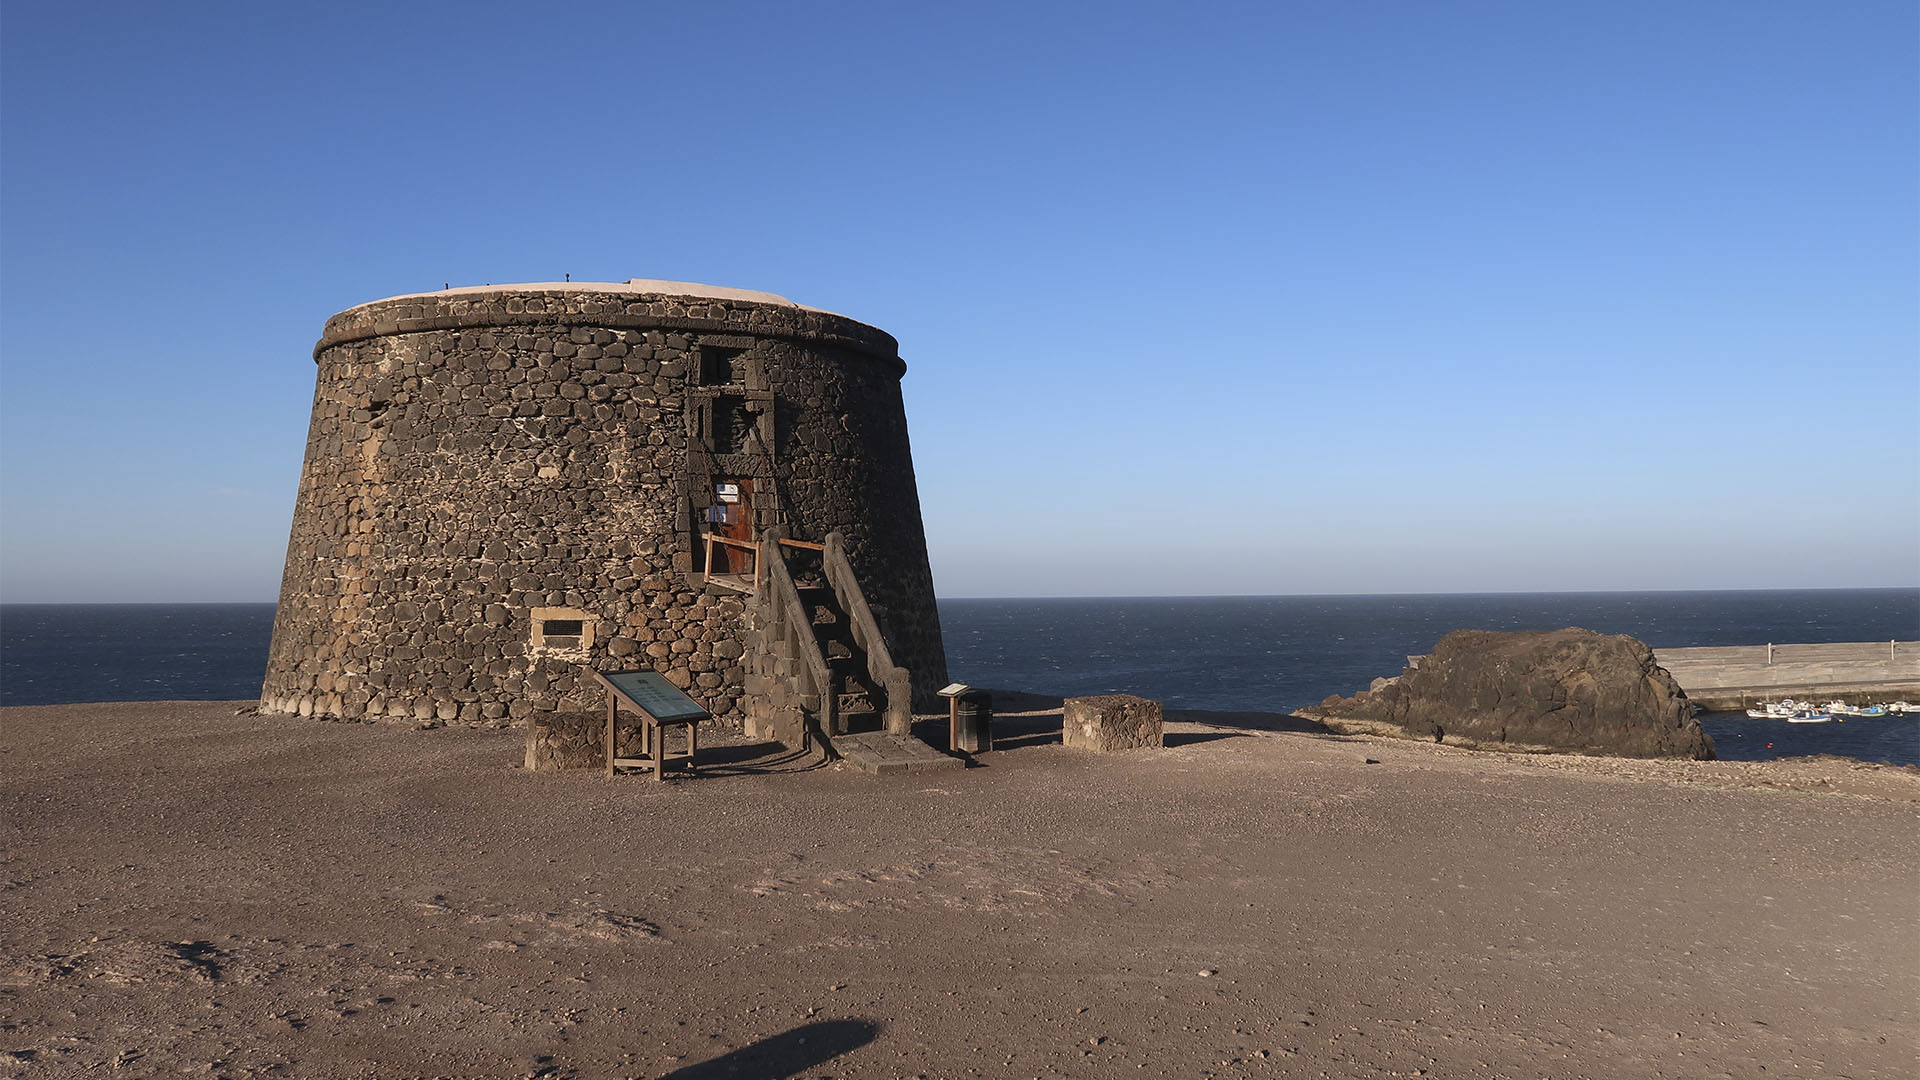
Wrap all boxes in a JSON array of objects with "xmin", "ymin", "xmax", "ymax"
[{"xmin": 603, "ymin": 670, "xmax": 711, "ymax": 722}]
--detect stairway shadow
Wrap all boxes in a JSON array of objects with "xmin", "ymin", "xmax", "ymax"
[{"xmin": 685, "ymin": 737, "xmax": 833, "ymax": 776}]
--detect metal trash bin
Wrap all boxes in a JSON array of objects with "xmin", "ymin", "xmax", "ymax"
[{"xmin": 951, "ymin": 690, "xmax": 992, "ymax": 753}]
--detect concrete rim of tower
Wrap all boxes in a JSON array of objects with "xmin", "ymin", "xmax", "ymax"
[
  {"xmin": 314, "ymin": 279, "xmax": 899, "ymax": 368},
  {"xmin": 348, "ymin": 279, "xmax": 833, "ymax": 316}
]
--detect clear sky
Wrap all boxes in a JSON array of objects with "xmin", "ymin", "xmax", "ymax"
[{"xmin": 2, "ymin": 1, "xmax": 1914, "ymax": 601}]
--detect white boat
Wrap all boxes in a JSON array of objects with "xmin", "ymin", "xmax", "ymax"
[
  {"xmin": 1786, "ymin": 711, "xmax": 1833, "ymax": 724},
  {"xmin": 1747, "ymin": 700, "xmax": 1800, "ymax": 719},
  {"xmin": 1886, "ymin": 701, "xmax": 1917, "ymax": 715}
]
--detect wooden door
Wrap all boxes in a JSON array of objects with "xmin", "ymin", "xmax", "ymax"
[{"xmin": 709, "ymin": 477, "xmax": 754, "ymax": 575}]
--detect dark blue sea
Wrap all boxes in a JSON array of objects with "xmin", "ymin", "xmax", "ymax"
[
  {"xmin": 3, "ymin": 590, "xmax": 1916, "ymax": 765},
  {"xmin": 1, "ymin": 604, "xmax": 280, "ymax": 707},
  {"xmin": 938, "ymin": 589, "xmax": 1920, "ymax": 768}
]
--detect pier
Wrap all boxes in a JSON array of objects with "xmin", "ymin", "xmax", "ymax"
[{"xmin": 1652, "ymin": 641, "xmax": 1920, "ymax": 711}]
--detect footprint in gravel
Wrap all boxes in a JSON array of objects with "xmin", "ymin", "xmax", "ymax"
[
  {"xmin": 539, "ymin": 909, "xmax": 660, "ymax": 942},
  {"xmin": 413, "ymin": 894, "xmax": 661, "ymax": 946},
  {"xmin": 6, "ymin": 954, "xmax": 81, "ymax": 987},
  {"xmin": 741, "ymin": 845, "xmax": 1180, "ymax": 913},
  {"xmin": 43, "ymin": 940, "xmax": 235, "ymax": 985}
]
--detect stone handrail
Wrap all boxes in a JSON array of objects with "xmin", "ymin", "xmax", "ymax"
[
  {"xmin": 761, "ymin": 538, "xmax": 836, "ymax": 741},
  {"xmin": 822, "ymin": 532, "xmax": 914, "ymax": 734}
]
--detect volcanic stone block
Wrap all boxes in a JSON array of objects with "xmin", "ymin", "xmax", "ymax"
[
  {"xmin": 524, "ymin": 710, "xmax": 648, "ymax": 771},
  {"xmin": 1062, "ymin": 694, "xmax": 1163, "ymax": 751}
]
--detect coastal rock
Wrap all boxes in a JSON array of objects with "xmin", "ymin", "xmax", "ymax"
[{"xmin": 1299, "ymin": 628, "xmax": 1715, "ymax": 759}]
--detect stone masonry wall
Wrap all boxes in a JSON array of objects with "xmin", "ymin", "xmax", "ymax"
[
  {"xmin": 261, "ymin": 283, "xmax": 947, "ymax": 727},
  {"xmin": 757, "ymin": 339, "xmax": 946, "ymax": 709}
]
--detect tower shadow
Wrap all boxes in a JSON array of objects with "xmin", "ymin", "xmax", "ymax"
[{"xmin": 657, "ymin": 1019, "xmax": 880, "ymax": 1079}]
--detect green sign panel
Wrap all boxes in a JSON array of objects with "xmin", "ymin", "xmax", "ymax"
[{"xmin": 603, "ymin": 669, "xmax": 710, "ymax": 722}]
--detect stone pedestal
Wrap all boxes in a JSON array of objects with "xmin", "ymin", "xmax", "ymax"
[
  {"xmin": 1062, "ymin": 694, "xmax": 1163, "ymax": 751},
  {"xmin": 524, "ymin": 711, "xmax": 647, "ymax": 771}
]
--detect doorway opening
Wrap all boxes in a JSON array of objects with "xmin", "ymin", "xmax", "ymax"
[{"xmin": 702, "ymin": 475, "xmax": 757, "ymax": 580}]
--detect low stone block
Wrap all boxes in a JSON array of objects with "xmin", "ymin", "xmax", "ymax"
[
  {"xmin": 1062, "ymin": 694, "xmax": 1163, "ymax": 752},
  {"xmin": 524, "ymin": 710, "xmax": 646, "ymax": 771}
]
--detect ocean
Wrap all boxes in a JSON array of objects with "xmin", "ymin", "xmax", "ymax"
[
  {"xmin": 3, "ymin": 589, "xmax": 1916, "ymax": 765},
  {"xmin": 938, "ymin": 589, "xmax": 1920, "ymax": 767}
]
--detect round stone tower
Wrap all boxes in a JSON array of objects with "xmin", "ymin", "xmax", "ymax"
[{"xmin": 261, "ymin": 280, "xmax": 947, "ymax": 726}]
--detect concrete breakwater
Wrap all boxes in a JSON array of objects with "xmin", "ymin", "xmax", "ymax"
[{"xmin": 1653, "ymin": 641, "xmax": 1920, "ymax": 710}]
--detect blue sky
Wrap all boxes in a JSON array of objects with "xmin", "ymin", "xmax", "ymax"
[{"xmin": 2, "ymin": 1, "xmax": 1914, "ymax": 601}]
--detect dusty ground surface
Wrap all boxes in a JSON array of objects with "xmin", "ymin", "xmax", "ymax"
[{"xmin": 3, "ymin": 698, "xmax": 1916, "ymax": 1080}]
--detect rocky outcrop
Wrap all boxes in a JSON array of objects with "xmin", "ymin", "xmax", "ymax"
[{"xmin": 1299, "ymin": 628, "xmax": 1715, "ymax": 759}]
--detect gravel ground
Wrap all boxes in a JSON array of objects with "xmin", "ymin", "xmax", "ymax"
[{"xmin": 3, "ymin": 699, "xmax": 1915, "ymax": 1079}]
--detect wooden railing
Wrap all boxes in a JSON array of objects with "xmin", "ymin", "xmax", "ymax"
[
  {"xmin": 760, "ymin": 537, "xmax": 836, "ymax": 746},
  {"xmin": 703, "ymin": 533, "xmax": 757, "ymax": 585},
  {"xmin": 750, "ymin": 536, "xmax": 824, "ymax": 592},
  {"xmin": 821, "ymin": 532, "xmax": 914, "ymax": 735}
]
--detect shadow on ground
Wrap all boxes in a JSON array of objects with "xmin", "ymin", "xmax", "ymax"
[
  {"xmin": 680, "ymin": 737, "xmax": 834, "ymax": 777},
  {"xmin": 913, "ymin": 689, "xmax": 1330, "ymax": 753},
  {"xmin": 659, "ymin": 1019, "xmax": 879, "ymax": 1079},
  {"xmin": 1166, "ymin": 707, "xmax": 1331, "ymax": 737}
]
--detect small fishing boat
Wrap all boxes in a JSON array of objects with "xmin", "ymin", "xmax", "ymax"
[
  {"xmin": 1886, "ymin": 701, "xmax": 1917, "ymax": 715},
  {"xmin": 1786, "ymin": 710, "xmax": 1834, "ymax": 724}
]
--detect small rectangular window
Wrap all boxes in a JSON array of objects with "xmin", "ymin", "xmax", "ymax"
[
  {"xmin": 698, "ymin": 346, "xmax": 746, "ymax": 386},
  {"xmin": 530, "ymin": 607, "xmax": 594, "ymax": 651}
]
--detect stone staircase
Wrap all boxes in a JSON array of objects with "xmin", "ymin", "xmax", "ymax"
[
  {"xmin": 793, "ymin": 550, "xmax": 886, "ymax": 734},
  {"xmin": 743, "ymin": 533, "xmax": 960, "ymax": 774}
]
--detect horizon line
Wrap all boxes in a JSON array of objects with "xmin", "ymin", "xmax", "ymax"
[{"xmin": 3, "ymin": 584, "xmax": 1916, "ymax": 606}]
